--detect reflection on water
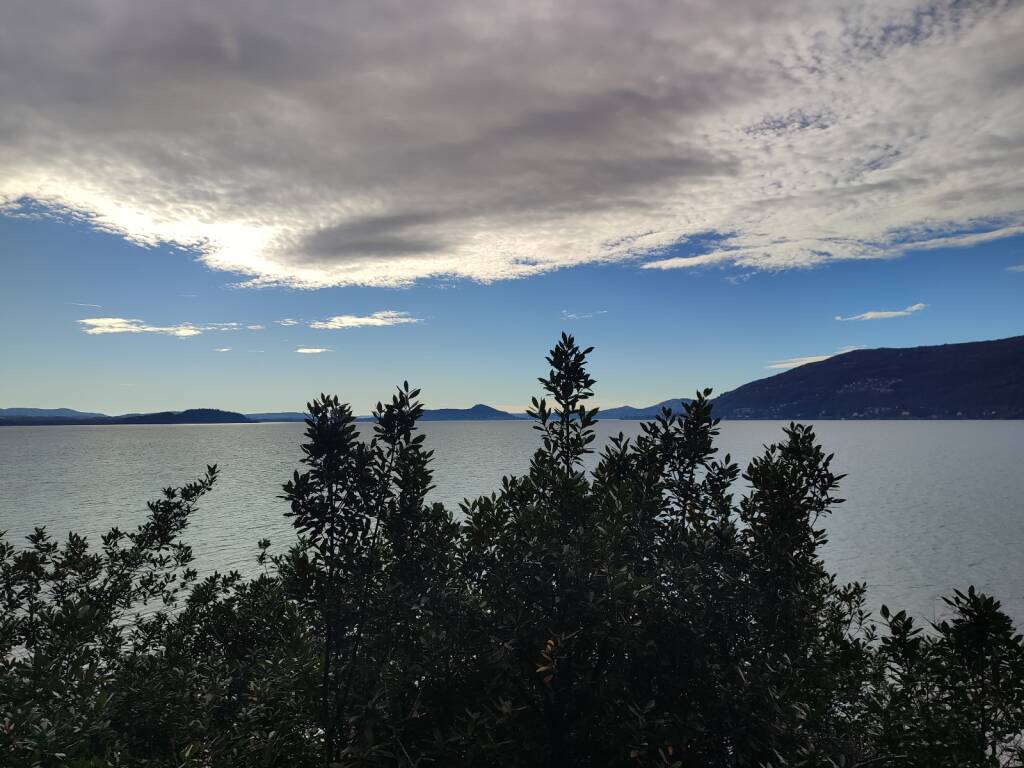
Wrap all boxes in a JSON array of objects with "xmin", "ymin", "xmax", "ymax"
[{"xmin": 2, "ymin": 419, "xmax": 1022, "ymax": 623}]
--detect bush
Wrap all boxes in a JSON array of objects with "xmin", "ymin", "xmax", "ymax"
[{"xmin": 2, "ymin": 335, "xmax": 1022, "ymax": 767}]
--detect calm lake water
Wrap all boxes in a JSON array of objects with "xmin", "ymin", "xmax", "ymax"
[{"xmin": 1, "ymin": 420, "xmax": 1022, "ymax": 624}]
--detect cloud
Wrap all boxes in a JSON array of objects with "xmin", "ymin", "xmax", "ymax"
[
  {"xmin": 642, "ymin": 253, "xmax": 732, "ymax": 271},
  {"xmin": 309, "ymin": 310, "xmax": 421, "ymax": 330},
  {"xmin": 69, "ymin": 302, "xmax": 102, "ymax": 308},
  {"xmin": 561, "ymin": 310, "xmax": 608, "ymax": 320},
  {"xmin": 78, "ymin": 317, "xmax": 203, "ymax": 337},
  {"xmin": 275, "ymin": 319, "xmax": 300, "ymax": 327},
  {"xmin": 1008, "ymin": 264, "xmax": 1024, "ymax": 272},
  {"xmin": 296, "ymin": 347, "xmax": 330, "ymax": 354},
  {"xmin": 1, "ymin": 2, "xmax": 1022, "ymax": 287},
  {"xmin": 725, "ymin": 272, "xmax": 755, "ymax": 285},
  {"xmin": 77, "ymin": 317, "xmax": 241, "ymax": 337},
  {"xmin": 768, "ymin": 346, "xmax": 860, "ymax": 370},
  {"xmin": 214, "ymin": 347, "xmax": 232, "ymax": 352},
  {"xmin": 246, "ymin": 324, "xmax": 265, "ymax": 330},
  {"xmin": 835, "ymin": 303, "xmax": 926, "ymax": 321}
]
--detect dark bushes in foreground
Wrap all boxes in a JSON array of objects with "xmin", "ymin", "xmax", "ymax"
[{"xmin": 2, "ymin": 335, "xmax": 1022, "ymax": 767}]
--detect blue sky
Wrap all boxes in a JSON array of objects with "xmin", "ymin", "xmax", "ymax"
[
  {"xmin": 1, "ymin": 0, "xmax": 1022, "ymax": 413},
  {"xmin": 2, "ymin": 211, "xmax": 1021, "ymax": 414}
]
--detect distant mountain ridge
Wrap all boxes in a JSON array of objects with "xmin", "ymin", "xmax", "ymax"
[
  {"xmin": 599, "ymin": 399, "xmax": 690, "ymax": 420},
  {"xmin": 245, "ymin": 412, "xmax": 307, "ymax": 422},
  {"xmin": 0, "ymin": 408, "xmax": 251, "ymax": 426},
  {"xmin": 246, "ymin": 405, "xmax": 528, "ymax": 423},
  {"xmin": 0, "ymin": 407, "xmax": 109, "ymax": 420},
  {"xmin": 712, "ymin": 335, "xmax": 1024, "ymax": 420},
  {"xmin": 6, "ymin": 335, "xmax": 1023, "ymax": 424},
  {"xmin": 416, "ymin": 404, "xmax": 526, "ymax": 421}
]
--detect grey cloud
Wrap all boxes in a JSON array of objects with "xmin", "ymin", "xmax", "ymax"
[
  {"xmin": 0, "ymin": 0, "xmax": 1022, "ymax": 286},
  {"xmin": 301, "ymin": 213, "xmax": 447, "ymax": 261},
  {"xmin": 745, "ymin": 108, "xmax": 836, "ymax": 136}
]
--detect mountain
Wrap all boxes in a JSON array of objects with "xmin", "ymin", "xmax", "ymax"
[
  {"xmin": 250, "ymin": 406, "xmax": 528, "ymax": 423},
  {"xmin": 600, "ymin": 398, "xmax": 690, "ymax": 420},
  {"xmin": 109, "ymin": 409, "xmax": 251, "ymax": 425},
  {"xmin": 355, "ymin": 404, "xmax": 525, "ymax": 422},
  {"xmin": 420, "ymin": 404, "xmax": 524, "ymax": 421},
  {"xmin": 0, "ymin": 407, "xmax": 109, "ymax": 420},
  {"xmin": 246, "ymin": 412, "xmax": 307, "ymax": 422},
  {"xmin": 712, "ymin": 335, "xmax": 1024, "ymax": 420},
  {"xmin": 6, "ymin": 336, "xmax": 1022, "ymax": 425},
  {"xmin": 0, "ymin": 409, "xmax": 251, "ymax": 426}
]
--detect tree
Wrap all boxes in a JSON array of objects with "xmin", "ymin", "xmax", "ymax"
[
  {"xmin": 2, "ymin": 336, "xmax": 1022, "ymax": 767},
  {"xmin": 280, "ymin": 385, "xmax": 462, "ymax": 765},
  {"xmin": 0, "ymin": 467, "xmax": 217, "ymax": 766}
]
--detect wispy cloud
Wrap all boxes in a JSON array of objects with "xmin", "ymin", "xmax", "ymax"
[
  {"xmin": 642, "ymin": 253, "xmax": 730, "ymax": 271},
  {"xmin": 1008, "ymin": 264, "xmax": 1024, "ymax": 272},
  {"xmin": 79, "ymin": 317, "xmax": 203, "ymax": 338},
  {"xmin": 767, "ymin": 346, "xmax": 860, "ymax": 370},
  {"xmin": 246, "ymin": 324, "xmax": 265, "ymax": 330},
  {"xmin": 214, "ymin": 347, "xmax": 232, "ymax": 352},
  {"xmin": 69, "ymin": 302, "xmax": 102, "ymax": 308},
  {"xmin": 835, "ymin": 303, "xmax": 926, "ymax": 322},
  {"xmin": 78, "ymin": 317, "xmax": 242, "ymax": 337},
  {"xmin": 561, "ymin": 310, "xmax": 608, "ymax": 320},
  {"xmin": 296, "ymin": 347, "xmax": 330, "ymax": 354},
  {"xmin": 275, "ymin": 319, "xmax": 300, "ymax": 327},
  {"xmin": 725, "ymin": 272, "xmax": 755, "ymax": 285},
  {"xmin": 309, "ymin": 311, "xmax": 420, "ymax": 330},
  {"xmin": 1, "ymin": 2, "xmax": 1020, "ymax": 287}
]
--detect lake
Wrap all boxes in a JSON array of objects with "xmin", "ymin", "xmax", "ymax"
[{"xmin": 1, "ymin": 420, "xmax": 1022, "ymax": 624}]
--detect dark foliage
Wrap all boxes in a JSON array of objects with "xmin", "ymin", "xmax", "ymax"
[{"xmin": 2, "ymin": 336, "xmax": 1022, "ymax": 767}]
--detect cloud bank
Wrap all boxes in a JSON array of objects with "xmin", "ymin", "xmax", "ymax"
[
  {"xmin": 835, "ymin": 303, "xmax": 927, "ymax": 321},
  {"xmin": 2, "ymin": 0, "xmax": 1022, "ymax": 287},
  {"xmin": 296, "ymin": 347, "xmax": 330, "ymax": 355}
]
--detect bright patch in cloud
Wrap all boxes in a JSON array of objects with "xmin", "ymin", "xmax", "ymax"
[
  {"xmin": 309, "ymin": 311, "xmax": 421, "ymax": 330},
  {"xmin": 768, "ymin": 346, "xmax": 860, "ymax": 370},
  {"xmin": 1, "ymin": 2, "xmax": 1021, "ymax": 287},
  {"xmin": 275, "ymin": 319, "xmax": 300, "ymax": 327},
  {"xmin": 835, "ymin": 303, "xmax": 927, "ymax": 322},
  {"xmin": 214, "ymin": 347, "xmax": 232, "ymax": 352},
  {"xmin": 561, "ymin": 310, "xmax": 608, "ymax": 320},
  {"xmin": 246, "ymin": 324, "xmax": 265, "ymax": 330},
  {"xmin": 296, "ymin": 347, "xmax": 330, "ymax": 354}
]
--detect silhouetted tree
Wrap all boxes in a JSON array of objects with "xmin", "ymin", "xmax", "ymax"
[{"xmin": 1, "ymin": 337, "xmax": 1021, "ymax": 768}]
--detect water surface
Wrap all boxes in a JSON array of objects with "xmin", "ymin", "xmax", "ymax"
[{"xmin": 2, "ymin": 420, "xmax": 1022, "ymax": 623}]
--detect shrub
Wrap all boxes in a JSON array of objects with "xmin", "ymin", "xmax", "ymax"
[{"xmin": 1, "ymin": 335, "xmax": 1021, "ymax": 767}]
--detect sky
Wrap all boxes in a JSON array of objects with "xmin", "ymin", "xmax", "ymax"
[{"xmin": 1, "ymin": 0, "xmax": 1022, "ymax": 414}]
